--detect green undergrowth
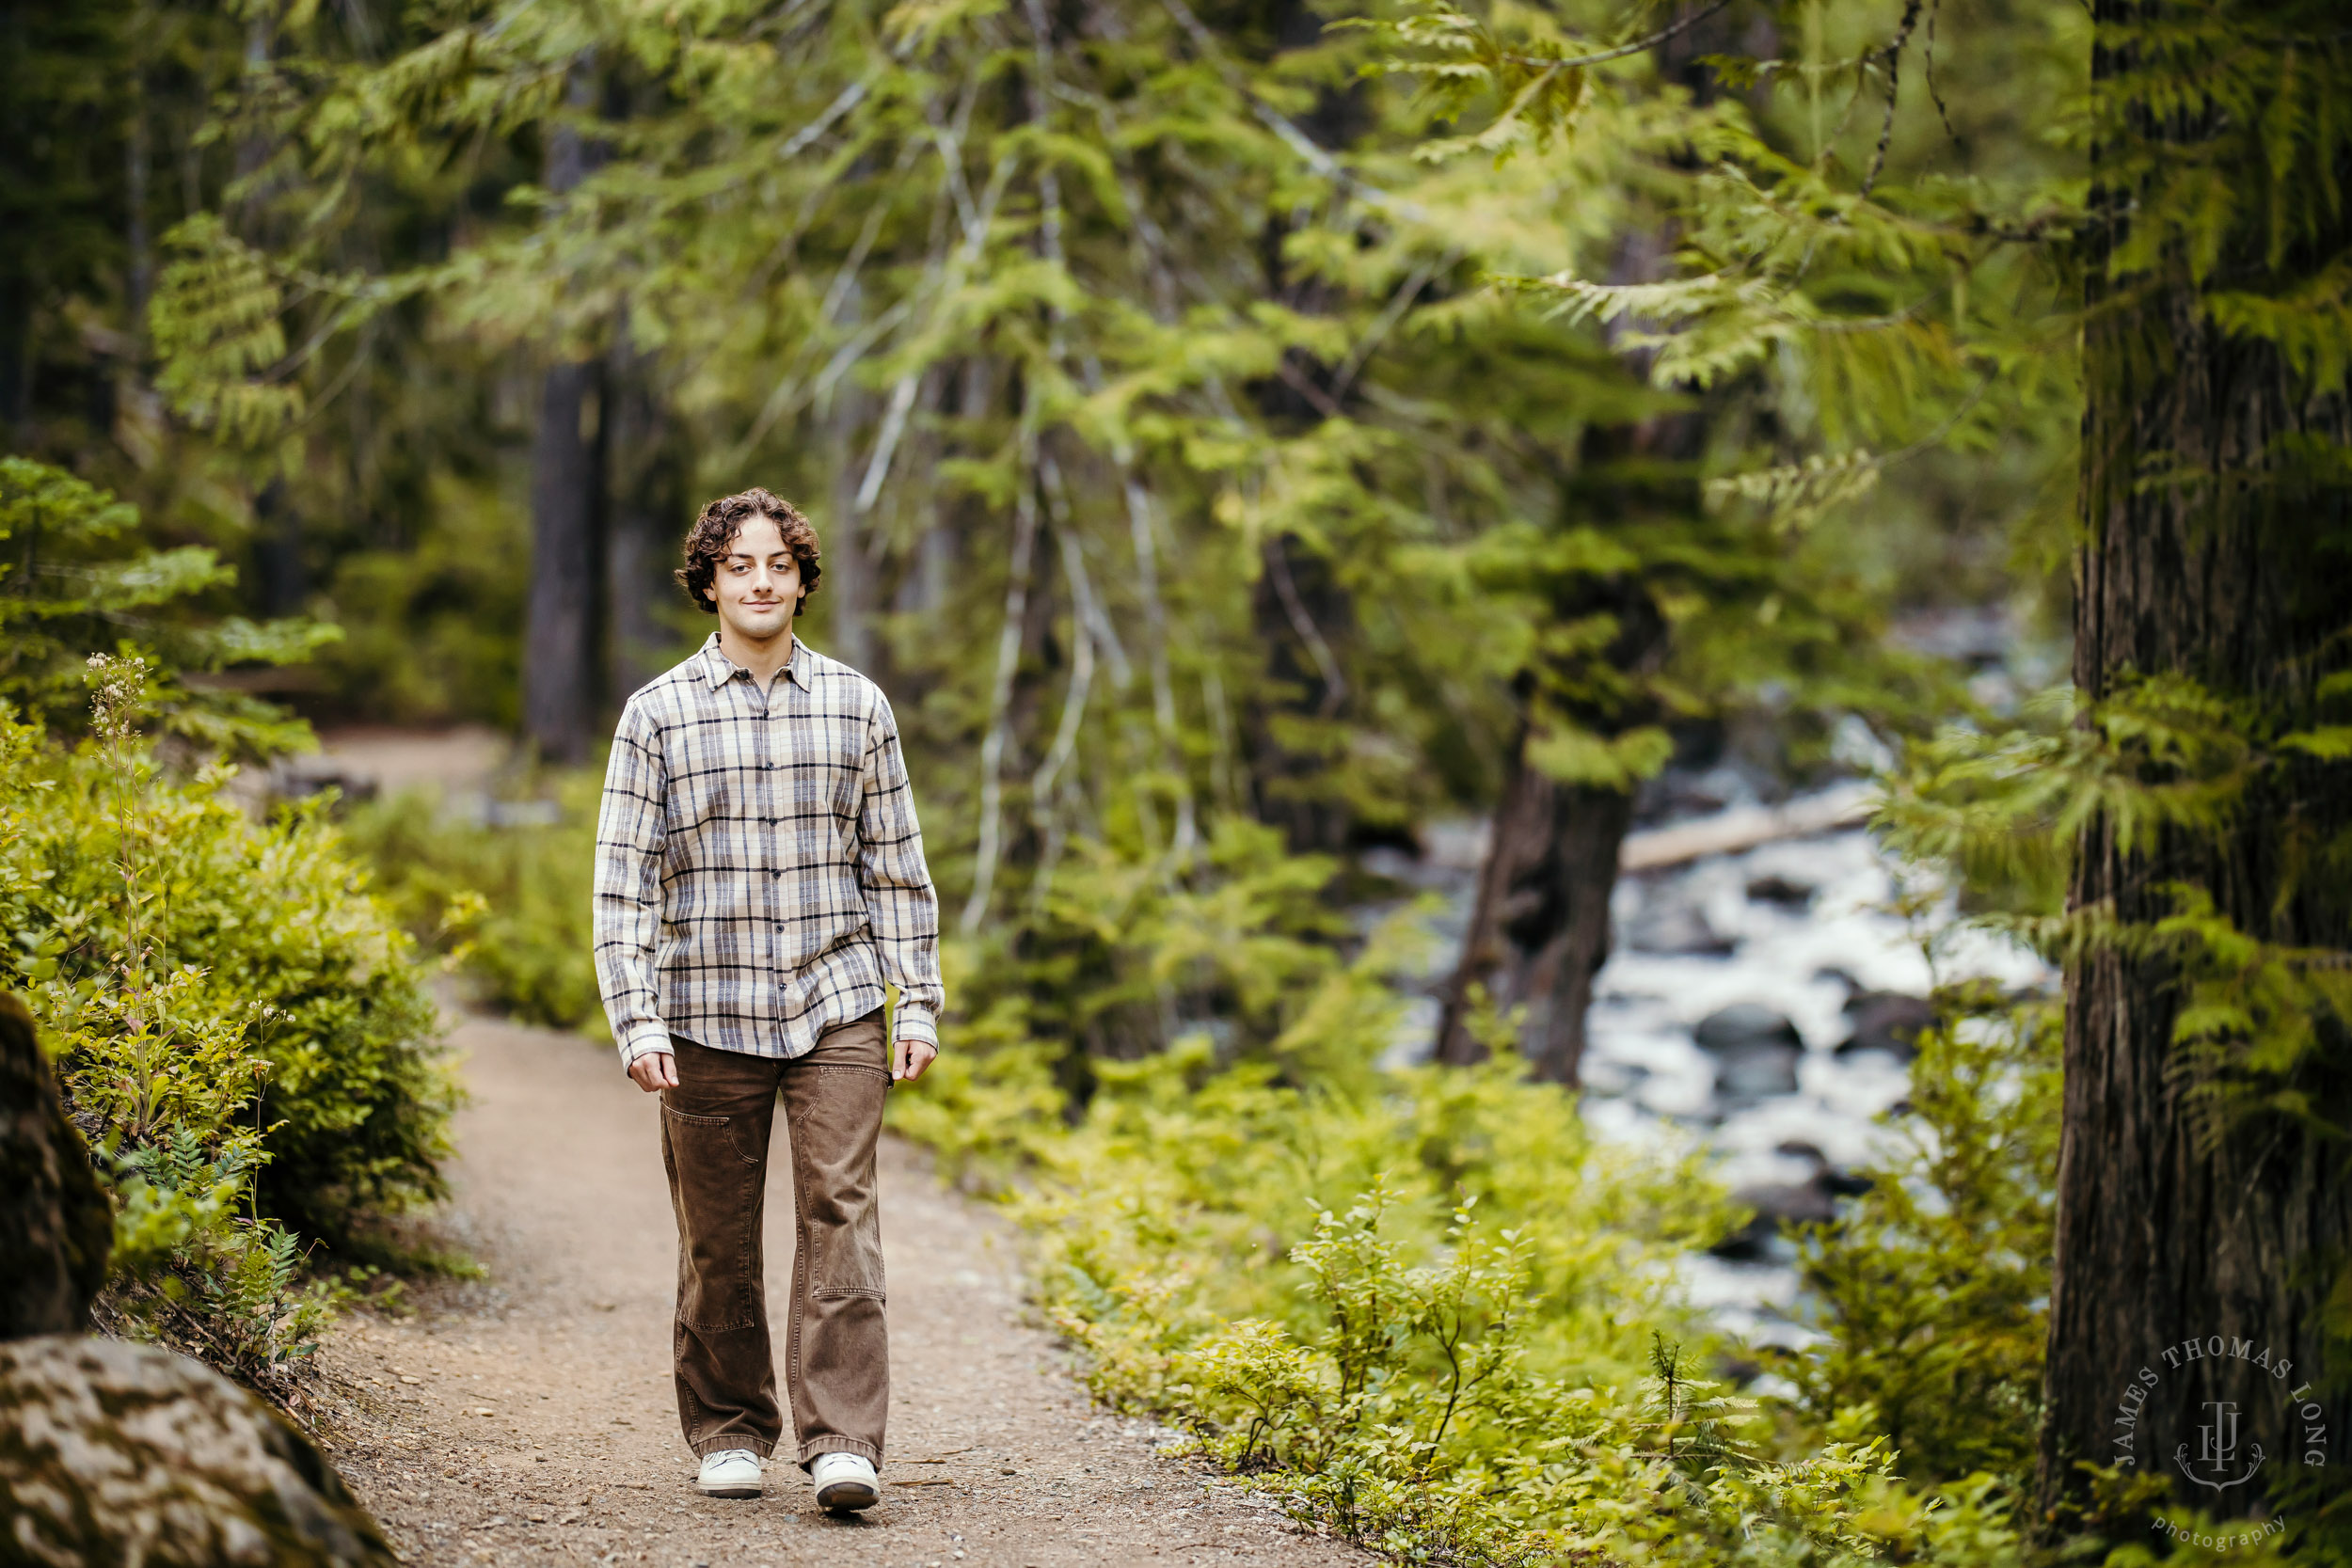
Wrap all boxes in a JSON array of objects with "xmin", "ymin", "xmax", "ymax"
[
  {"xmin": 0, "ymin": 665, "xmax": 456, "ymax": 1390},
  {"xmin": 325, "ymin": 749, "xmax": 2109, "ymax": 1564},
  {"xmin": 888, "ymin": 908, "xmax": 2067, "ymax": 1568},
  {"xmin": 339, "ymin": 772, "xmax": 605, "ymax": 1037}
]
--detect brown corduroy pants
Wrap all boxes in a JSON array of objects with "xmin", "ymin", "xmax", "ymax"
[{"xmin": 660, "ymin": 1013, "xmax": 889, "ymax": 1468}]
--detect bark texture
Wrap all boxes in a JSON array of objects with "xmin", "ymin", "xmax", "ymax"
[
  {"xmin": 521, "ymin": 356, "xmax": 604, "ymax": 763},
  {"xmin": 1432, "ymin": 741, "xmax": 1633, "ymax": 1083},
  {"xmin": 2038, "ymin": 4, "xmax": 2352, "ymax": 1521}
]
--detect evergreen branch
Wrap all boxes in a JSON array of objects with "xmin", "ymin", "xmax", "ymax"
[
  {"xmin": 1859, "ymin": 0, "xmax": 1924, "ymax": 200},
  {"xmin": 1921, "ymin": 0, "xmax": 1962, "ymax": 148},
  {"xmin": 1157, "ymin": 0, "xmax": 1429, "ymax": 223},
  {"xmin": 779, "ymin": 78, "xmax": 871, "ymax": 163},
  {"xmin": 1497, "ymin": 0, "xmax": 1737, "ymax": 71},
  {"xmin": 1705, "ymin": 369, "xmax": 1995, "ymax": 527},
  {"xmin": 1327, "ymin": 260, "xmax": 1440, "ymax": 405}
]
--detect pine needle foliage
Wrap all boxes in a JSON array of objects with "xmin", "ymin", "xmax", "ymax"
[
  {"xmin": 0, "ymin": 457, "xmax": 336, "ymax": 753},
  {"xmin": 143, "ymin": 0, "xmax": 1958, "ymax": 958}
]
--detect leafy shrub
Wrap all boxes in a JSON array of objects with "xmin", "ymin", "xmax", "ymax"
[
  {"xmin": 879, "ymin": 861, "xmax": 2063, "ymax": 1565},
  {"xmin": 0, "ymin": 664, "xmax": 455, "ymax": 1382},
  {"xmin": 338, "ymin": 773, "xmax": 604, "ymax": 1036},
  {"xmin": 1780, "ymin": 989, "xmax": 2059, "ymax": 1487},
  {"xmin": 993, "ymin": 1022, "xmax": 2033, "ymax": 1567}
]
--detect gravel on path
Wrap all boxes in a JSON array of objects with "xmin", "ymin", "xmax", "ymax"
[{"xmin": 315, "ymin": 1012, "xmax": 1367, "ymax": 1568}]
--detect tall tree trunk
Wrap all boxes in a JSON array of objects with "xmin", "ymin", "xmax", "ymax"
[
  {"xmin": 523, "ymin": 356, "xmax": 604, "ymax": 763},
  {"xmin": 521, "ymin": 65, "xmax": 605, "ymax": 764},
  {"xmin": 1429, "ymin": 0, "xmax": 1736, "ymax": 1082},
  {"xmin": 1432, "ymin": 721, "xmax": 1633, "ymax": 1083},
  {"xmin": 253, "ymin": 478, "xmax": 304, "ymax": 616},
  {"xmin": 2037, "ymin": 3, "xmax": 2352, "ymax": 1527},
  {"xmin": 603, "ymin": 325, "xmax": 673, "ymax": 702},
  {"xmin": 1433, "ymin": 570, "xmax": 1669, "ymax": 1083},
  {"xmin": 1434, "ymin": 366, "xmax": 1692, "ymax": 1082}
]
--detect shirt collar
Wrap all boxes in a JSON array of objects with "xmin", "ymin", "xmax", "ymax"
[{"xmin": 699, "ymin": 631, "xmax": 806, "ymax": 690}]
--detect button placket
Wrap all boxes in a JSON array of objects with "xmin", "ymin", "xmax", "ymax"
[{"xmin": 761, "ymin": 681, "xmax": 781, "ymax": 1041}]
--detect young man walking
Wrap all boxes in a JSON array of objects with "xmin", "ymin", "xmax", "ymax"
[{"xmin": 592, "ymin": 487, "xmax": 942, "ymax": 1512}]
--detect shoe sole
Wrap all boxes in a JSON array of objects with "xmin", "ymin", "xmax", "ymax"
[
  {"xmin": 697, "ymin": 1482, "xmax": 762, "ymax": 1499},
  {"xmin": 816, "ymin": 1479, "xmax": 877, "ymax": 1512}
]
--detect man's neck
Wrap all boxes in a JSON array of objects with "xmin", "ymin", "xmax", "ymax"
[{"xmin": 718, "ymin": 621, "xmax": 797, "ymax": 688}]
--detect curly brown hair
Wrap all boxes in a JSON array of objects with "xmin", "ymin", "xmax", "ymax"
[{"xmin": 675, "ymin": 487, "xmax": 823, "ymax": 615}]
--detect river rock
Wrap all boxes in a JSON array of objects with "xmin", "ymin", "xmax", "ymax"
[
  {"xmin": 1776, "ymin": 1140, "xmax": 1874, "ymax": 1196},
  {"xmin": 1836, "ymin": 990, "xmax": 1934, "ymax": 1059},
  {"xmin": 1743, "ymin": 873, "xmax": 1816, "ymax": 908},
  {"xmin": 1621, "ymin": 883, "xmax": 1737, "ymax": 956},
  {"xmin": 1709, "ymin": 1180, "xmax": 1836, "ymax": 1262},
  {"xmin": 1692, "ymin": 1004, "xmax": 1803, "ymax": 1104},
  {"xmin": 1, "ymin": 992, "xmax": 111, "ymax": 1338},
  {"xmin": 1693, "ymin": 1003, "xmax": 1803, "ymax": 1053},
  {"xmin": 0, "ymin": 1335, "xmax": 395, "ymax": 1567},
  {"xmin": 1712, "ymin": 1044, "xmax": 1801, "ymax": 1101},
  {"xmin": 1708, "ymin": 1146, "xmax": 1867, "ymax": 1261}
]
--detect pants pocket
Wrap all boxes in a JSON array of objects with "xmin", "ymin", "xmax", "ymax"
[{"xmin": 663, "ymin": 1104, "xmax": 764, "ymax": 1330}]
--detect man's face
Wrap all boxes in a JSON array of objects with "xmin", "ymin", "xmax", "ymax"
[{"xmin": 706, "ymin": 514, "xmax": 803, "ymax": 642}]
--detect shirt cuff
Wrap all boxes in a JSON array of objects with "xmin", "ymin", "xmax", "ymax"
[
  {"xmin": 618, "ymin": 1027, "xmax": 673, "ymax": 1071},
  {"xmin": 894, "ymin": 1003, "xmax": 939, "ymax": 1050}
]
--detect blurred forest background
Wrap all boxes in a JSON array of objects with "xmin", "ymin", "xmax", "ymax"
[{"xmin": 5, "ymin": 0, "xmax": 2348, "ymax": 1562}]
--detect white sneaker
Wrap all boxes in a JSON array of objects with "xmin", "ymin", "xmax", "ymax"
[
  {"xmin": 695, "ymin": 1449, "xmax": 763, "ymax": 1498},
  {"xmin": 810, "ymin": 1451, "xmax": 879, "ymax": 1512}
]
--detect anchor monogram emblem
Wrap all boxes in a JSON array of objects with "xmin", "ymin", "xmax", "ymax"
[{"xmin": 2176, "ymin": 1400, "xmax": 2266, "ymax": 1491}]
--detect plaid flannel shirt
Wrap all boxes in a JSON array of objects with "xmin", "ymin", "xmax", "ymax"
[{"xmin": 592, "ymin": 632, "xmax": 944, "ymax": 1069}]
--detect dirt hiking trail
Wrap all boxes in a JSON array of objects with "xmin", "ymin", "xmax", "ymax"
[{"xmin": 316, "ymin": 1010, "xmax": 1368, "ymax": 1568}]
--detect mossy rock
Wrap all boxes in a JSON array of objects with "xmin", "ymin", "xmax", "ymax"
[
  {"xmin": 0, "ymin": 992, "xmax": 110, "ymax": 1338},
  {"xmin": 0, "ymin": 1335, "xmax": 393, "ymax": 1567}
]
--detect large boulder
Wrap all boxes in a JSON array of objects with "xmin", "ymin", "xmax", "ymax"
[
  {"xmin": 1, "ymin": 994, "xmax": 391, "ymax": 1566},
  {"xmin": 0, "ymin": 992, "xmax": 110, "ymax": 1338},
  {"xmin": 0, "ymin": 1335, "xmax": 394, "ymax": 1567}
]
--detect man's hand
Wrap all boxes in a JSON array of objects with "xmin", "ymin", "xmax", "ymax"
[
  {"xmin": 628, "ymin": 1050, "xmax": 678, "ymax": 1094},
  {"xmin": 892, "ymin": 1035, "xmax": 937, "ymax": 1083}
]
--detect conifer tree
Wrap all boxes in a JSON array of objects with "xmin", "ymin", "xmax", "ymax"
[
  {"xmin": 1368, "ymin": 0, "xmax": 2352, "ymax": 1525},
  {"xmin": 2037, "ymin": 0, "xmax": 2352, "ymax": 1525}
]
